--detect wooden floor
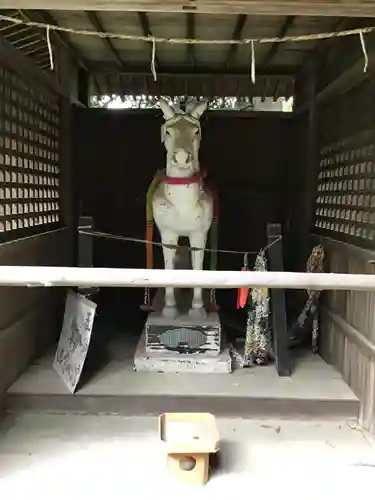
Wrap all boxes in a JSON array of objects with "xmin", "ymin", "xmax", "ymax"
[{"xmin": 6, "ymin": 318, "xmax": 359, "ymax": 418}]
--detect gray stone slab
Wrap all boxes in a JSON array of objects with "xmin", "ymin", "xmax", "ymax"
[{"xmin": 135, "ymin": 330, "xmax": 231, "ymax": 374}]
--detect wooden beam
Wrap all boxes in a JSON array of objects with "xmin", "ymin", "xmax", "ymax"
[
  {"xmin": 316, "ymin": 58, "xmax": 370, "ymax": 105},
  {"xmin": 316, "ymin": 32, "xmax": 375, "ymax": 106},
  {"xmin": 298, "ymin": 18, "xmax": 347, "ymax": 72},
  {"xmin": 0, "ymin": 26, "xmax": 82, "ymax": 104},
  {"xmin": 89, "ymin": 60, "xmax": 294, "ymax": 76},
  {"xmin": 295, "ymin": 28, "xmax": 375, "ymax": 113},
  {"xmin": 261, "ymin": 15, "xmax": 295, "ymax": 68},
  {"xmin": 79, "ymin": 107, "xmax": 293, "ymax": 118},
  {"xmin": 4, "ymin": 26, "xmax": 30, "ymax": 40},
  {"xmin": 23, "ymin": 10, "xmax": 102, "ymax": 96},
  {"xmin": 23, "ymin": 43, "xmax": 48, "ymax": 56},
  {"xmin": 1, "ymin": 2, "xmax": 375, "ymax": 16},
  {"xmin": 137, "ymin": 11, "xmax": 160, "ymax": 68},
  {"xmin": 12, "ymin": 35, "xmax": 44, "ymax": 50},
  {"xmin": 86, "ymin": 11, "xmax": 125, "ymax": 69},
  {"xmin": 59, "ymin": 48, "xmax": 75, "ymax": 230},
  {"xmin": 22, "ymin": 10, "xmax": 89, "ymax": 71},
  {"xmin": 77, "ymin": 66, "xmax": 89, "ymax": 105},
  {"xmin": 299, "ymin": 63, "xmax": 317, "ymax": 265},
  {"xmin": 224, "ymin": 14, "xmax": 247, "ymax": 69},
  {"xmin": 2, "ymin": 265, "xmax": 375, "ymax": 290},
  {"xmin": 89, "ymin": 73, "xmax": 102, "ymax": 96},
  {"xmin": 186, "ymin": 12, "xmax": 196, "ymax": 67},
  {"xmin": 98, "ymin": 74, "xmax": 294, "ymax": 98},
  {"xmin": 93, "ymin": 76, "xmax": 102, "ymax": 95}
]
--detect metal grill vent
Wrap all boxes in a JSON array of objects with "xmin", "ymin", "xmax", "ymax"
[{"xmin": 159, "ymin": 328, "xmax": 206, "ymax": 351}]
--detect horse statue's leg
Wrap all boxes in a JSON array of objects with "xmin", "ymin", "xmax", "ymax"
[
  {"xmin": 189, "ymin": 230, "xmax": 207, "ymax": 319},
  {"xmin": 161, "ymin": 229, "xmax": 179, "ymax": 319}
]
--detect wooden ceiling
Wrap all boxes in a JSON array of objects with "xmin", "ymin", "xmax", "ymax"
[
  {"xmin": 1, "ymin": 2, "xmax": 375, "ymax": 17},
  {"xmin": 0, "ymin": 6, "xmax": 374, "ymax": 98}
]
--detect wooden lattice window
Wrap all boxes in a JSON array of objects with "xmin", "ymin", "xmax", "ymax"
[
  {"xmin": 0, "ymin": 64, "xmax": 61, "ymax": 241},
  {"xmin": 315, "ymin": 129, "xmax": 375, "ymax": 244}
]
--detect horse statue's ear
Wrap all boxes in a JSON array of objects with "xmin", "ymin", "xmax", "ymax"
[
  {"xmin": 187, "ymin": 99, "xmax": 208, "ymax": 119},
  {"xmin": 172, "ymin": 101, "xmax": 183, "ymax": 114},
  {"xmin": 185, "ymin": 99, "xmax": 196, "ymax": 116},
  {"xmin": 159, "ymin": 98, "xmax": 175, "ymax": 120}
]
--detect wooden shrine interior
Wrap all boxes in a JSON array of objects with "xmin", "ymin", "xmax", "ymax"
[{"xmin": 1, "ymin": 1, "xmax": 375, "ymax": 431}]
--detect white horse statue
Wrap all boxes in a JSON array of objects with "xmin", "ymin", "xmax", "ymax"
[{"xmin": 151, "ymin": 98, "xmax": 213, "ymax": 320}]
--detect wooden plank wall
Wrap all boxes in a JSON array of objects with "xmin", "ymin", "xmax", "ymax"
[
  {"xmin": 318, "ymin": 238, "xmax": 375, "ymax": 432},
  {"xmin": 311, "ymin": 71, "xmax": 375, "ymax": 432},
  {"xmin": 0, "ymin": 230, "xmax": 70, "ymax": 409},
  {"xmin": 0, "ymin": 40, "xmax": 77, "ymax": 413}
]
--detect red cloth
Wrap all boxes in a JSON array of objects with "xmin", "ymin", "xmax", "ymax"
[{"xmin": 236, "ymin": 266, "xmax": 249, "ymax": 309}]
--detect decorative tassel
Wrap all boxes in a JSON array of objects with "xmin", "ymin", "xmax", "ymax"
[{"xmin": 140, "ymin": 171, "xmax": 161, "ymax": 311}]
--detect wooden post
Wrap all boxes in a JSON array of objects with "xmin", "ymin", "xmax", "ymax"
[
  {"xmin": 59, "ymin": 48, "xmax": 75, "ymax": 266},
  {"xmin": 267, "ymin": 223, "xmax": 291, "ymax": 377},
  {"xmin": 77, "ymin": 215, "xmax": 98, "ymax": 298},
  {"xmin": 78, "ymin": 67, "xmax": 89, "ymax": 107},
  {"xmin": 299, "ymin": 63, "xmax": 318, "ymax": 267},
  {"xmin": 78, "ymin": 216, "xmax": 93, "ymax": 268}
]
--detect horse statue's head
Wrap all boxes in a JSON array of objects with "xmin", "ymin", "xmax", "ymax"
[{"xmin": 159, "ymin": 98, "xmax": 207, "ymax": 171}]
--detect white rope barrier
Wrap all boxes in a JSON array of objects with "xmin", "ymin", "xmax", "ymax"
[{"xmin": 1, "ymin": 266, "xmax": 375, "ymax": 291}]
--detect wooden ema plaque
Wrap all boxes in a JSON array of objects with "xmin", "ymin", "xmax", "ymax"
[{"xmin": 159, "ymin": 412, "xmax": 220, "ymax": 485}]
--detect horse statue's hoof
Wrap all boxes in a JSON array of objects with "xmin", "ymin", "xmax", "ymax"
[
  {"xmin": 162, "ymin": 306, "xmax": 179, "ymax": 319},
  {"xmin": 188, "ymin": 307, "xmax": 207, "ymax": 320}
]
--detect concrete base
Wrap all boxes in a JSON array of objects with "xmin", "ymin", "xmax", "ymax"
[
  {"xmin": 134, "ymin": 330, "xmax": 232, "ymax": 374},
  {"xmin": 1, "ymin": 414, "xmax": 374, "ymax": 498}
]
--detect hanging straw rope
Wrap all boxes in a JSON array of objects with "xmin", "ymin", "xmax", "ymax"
[{"xmin": 0, "ymin": 13, "xmax": 374, "ymax": 47}]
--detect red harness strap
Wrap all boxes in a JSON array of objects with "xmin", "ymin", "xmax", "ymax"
[{"xmin": 158, "ymin": 170, "xmax": 207, "ymax": 185}]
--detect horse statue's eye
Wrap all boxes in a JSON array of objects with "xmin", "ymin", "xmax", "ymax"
[
  {"xmin": 194, "ymin": 129, "xmax": 199, "ymax": 135},
  {"xmin": 166, "ymin": 129, "xmax": 171, "ymax": 136}
]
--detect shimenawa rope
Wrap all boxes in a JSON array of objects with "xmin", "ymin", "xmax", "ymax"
[{"xmin": 0, "ymin": 13, "xmax": 373, "ymax": 46}]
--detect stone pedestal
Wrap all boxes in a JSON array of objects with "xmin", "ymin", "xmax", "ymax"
[
  {"xmin": 134, "ymin": 288, "xmax": 232, "ymax": 374},
  {"xmin": 146, "ymin": 289, "xmax": 221, "ymax": 356},
  {"xmin": 134, "ymin": 330, "xmax": 232, "ymax": 373}
]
